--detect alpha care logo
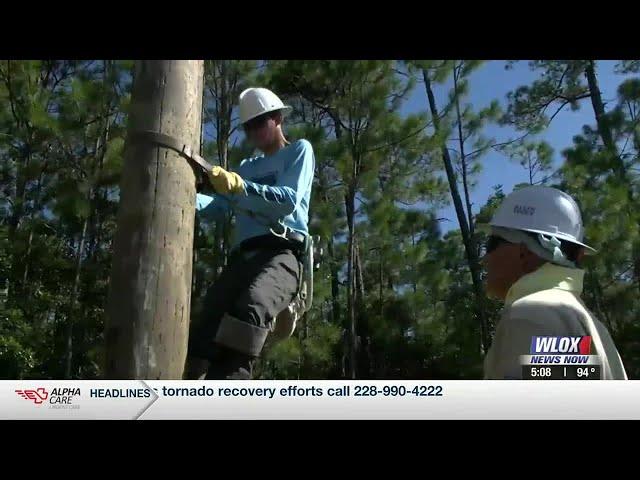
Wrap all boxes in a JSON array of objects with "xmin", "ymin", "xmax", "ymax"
[
  {"xmin": 16, "ymin": 388, "xmax": 49, "ymax": 405},
  {"xmin": 16, "ymin": 387, "xmax": 81, "ymax": 409}
]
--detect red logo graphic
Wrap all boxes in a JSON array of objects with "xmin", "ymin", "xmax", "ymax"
[
  {"xmin": 16, "ymin": 388, "xmax": 49, "ymax": 405},
  {"xmin": 579, "ymin": 336, "xmax": 592, "ymax": 355}
]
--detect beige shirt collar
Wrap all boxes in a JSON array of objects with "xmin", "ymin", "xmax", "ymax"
[{"xmin": 505, "ymin": 263, "xmax": 585, "ymax": 307}]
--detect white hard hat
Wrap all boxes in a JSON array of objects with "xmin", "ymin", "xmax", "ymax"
[
  {"xmin": 238, "ymin": 87, "xmax": 292, "ymax": 125},
  {"xmin": 485, "ymin": 186, "xmax": 596, "ymax": 253}
]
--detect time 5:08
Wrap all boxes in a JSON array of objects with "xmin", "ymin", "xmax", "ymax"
[{"xmin": 529, "ymin": 367, "xmax": 553, "ymax": 377}]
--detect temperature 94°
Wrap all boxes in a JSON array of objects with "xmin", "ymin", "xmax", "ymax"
[{"xmin": 576, "ymin": 367, "xmax": 596, "ymax": 378}]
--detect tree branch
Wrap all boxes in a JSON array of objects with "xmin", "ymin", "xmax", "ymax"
[
  {"xmin": 602, "ymin": 264, "xmax": 635, "ymax": 289},
  {"xmin": 392, "ymin": 67, "xmax": 411, "ymax": 78},
  {"xmin": 534, "ymin": 165, "xmax": 563, "ymax": 185},
  {"xmin": 546, "ymin": 93, "xmax": 591, "ymax": 125},
  {"xmin": 396, "ymin": 199, "xmax": 419, "ymax": 206},
  {"xmin": 363, "ymin": 121, "xmax": 432, "ymax": 154},
  {"xmin": 557, "ymin": 92, "xmax": 591, "ymax": 103},
  {"xmin": 555, "ymin": 64, "xmax": 570, "ymax": 93},
  {"xmin": 446, "ymin": 146, "xmax": 460, "ymax": 157},
  {"xmin": 467, "ymin": 132, "xmax": 531, "ymax": 159}
]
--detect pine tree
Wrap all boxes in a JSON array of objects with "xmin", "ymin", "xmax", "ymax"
[
  {"xmin": 0, "ymin": 60, "xmax": 130, "ymax": 378},
  {"xmin": 2, "ymin": 59, "xmax": 639, "ymax": 381},
  {"xmin": 499, "ymin": 140, "xmax": 554, "ymax": 185},
  {"xmin": 414, "ymin": 60, "xmax": 491, "ymax": 352},
  {"xmin": 555, "ymin": 76, "xmax": 640, "ymax": 376}
]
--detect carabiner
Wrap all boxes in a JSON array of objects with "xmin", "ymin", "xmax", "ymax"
[{"xmin": 269, "ymin": 220, "xmax": 289, "ymax": 240}]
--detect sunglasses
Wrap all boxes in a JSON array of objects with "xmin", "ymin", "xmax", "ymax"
[
  {"xmin": 243, "ymin": 112, "xmax": 275, "ymax": 132},
  {"xmin": 485, "ymin": 235, "xmax": 511, "ymax": 254}
]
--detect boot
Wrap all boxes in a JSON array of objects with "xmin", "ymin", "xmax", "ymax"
[
  {"xmin": 205, "ymin": 346, "xmax": 255, "ymax": 380},
  {"xmin": 184, "ymin": 357, "xmax": 210, "ymax": 380}
]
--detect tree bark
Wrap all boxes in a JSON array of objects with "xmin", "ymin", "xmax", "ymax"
[
  {"xmin": 423, "ymin": 69, "xmax": 489, "ymax": 353},
  {"xmin": 87, "ymin": 60, "xmax": 113, "ymax": 266},
  {"xmin": 327, "ymin": 238, "xmax": 341, "ymax": 324},
  {"xmin": 453, "ymin": 62, "xmax": 475, "ymax": 234},
  {"xmin": 355, "ymin": 241, "xmax": 365, "ymax": 305},
  {"xmin": 105, "ymin": 60, "xmax": 204, "ymax": 379},
  {"xmin": 584, "ymin": 61, "xmax": 618, "ymax": 160},
  {"xmin": 8, "ymin": 145, "xmax": 31, "ymax": 303},
  {"xmin": 345, "ymin": 186, "xmax": 357, "ymax": 379},
  {"xmin": 354, "ymin": 241, "xmax": 371, "ymax": 378},
  {"xmin": 379, "ymin": 250, "xmax": 384, "ymax": 317},
  {"xmin": 65, "ymin": 217, "xmax": 88, "ymax": 379},
  {"xmin": 21, "ymin": 167, "xmax": 46, "ymax": 290},
  {"xmin": 212, "ymin": 61, "xmax": 231, "ymax": 278},
  {"xmin": 327, "ymin": 116, "xmax": 343, "ymax": 327}
]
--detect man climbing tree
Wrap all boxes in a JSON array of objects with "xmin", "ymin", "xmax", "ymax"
[
  {"xmin": 186, "ymin": 87, "xmax": 315, "ymax": 379},
  {"xmin": 105, "ymin": 60, "xmax": 204, "ymax": 379}
]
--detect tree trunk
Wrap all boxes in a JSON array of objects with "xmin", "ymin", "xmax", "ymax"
[
  {"xmin": 105, "ymin": 60, "xmax": 204, "ymax": 379},
  {"xmin": 423, "ymin": 69, "xmax": 489, "ymax": 353},
  {"xmin": 330, "ymin": 110, "xmax": 356, "ymax": 378},
  {"xmin": 584, "ymin": 61, "xmax": 619, "ymax": 161},
  {"xmin": 354, "ymin": 241, "xmax": 371, "ymax": 378},
  {"xmin": 379, "ymin": 252, "xmax": 383, "ymax": 317},
  {"xmin": 207, "ymin": 60, "xmax": 234, "ymax": 278},
  {"xmin": 327, "ymin": 115, "xmax": 343, "ymax": 327},
  {"xmin": 327, "ymin": 238, "xmax": 341, "ymax": 324},
  {"xmin": 411, "ymin": 230, "xmax": 418, "ymax": 293},
  {"xmin": 21, "ymin": 167, "xmax": 47, "ymax": 292},
  {"xmin": 586, "ymin": 269, "xmax": 613, "ymax": 332},
  {"xmin": 87, "ymin": 63, "xmax": 112, "ymax": 266},
  {"xmin": 345, "ymin": 185, "xmax": 357, "ymax": 379},
  {"xmin": 355, "ymin": 241, "xmax": 365, "ymax": 304},
  {"xmin": 453, "ymin": 63, "xmax": 475, "ymax": 234},
  {"xmin": 8, "ymin": 145, "xmax": 31, "ymax": 303},
  {"xmin": 22, "ymin": 228, "xmax": 34, "ymax": 287},
  {"xmin": 5, "ymin": 60, "xmax": 29, "ymax": 241},
  {"xmin": 633, "ymin": 242, "xmax": 640, "ymax": 295},
  {"xmin": 585, "ymin": 61, "xmax": 640, "ymax": 292},
  {"xmin": 65, "ymin": 217, "xmax": 88, "ymax": 379}
]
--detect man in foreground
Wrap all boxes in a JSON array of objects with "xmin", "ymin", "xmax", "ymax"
[{"xmin": 482, "ymin": 186, "xmax": 627, "ymax": 380}]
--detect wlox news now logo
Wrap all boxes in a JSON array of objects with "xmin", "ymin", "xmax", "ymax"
[
  {"xmin": 16, "ymin": 387, "xmax": 81, "ymax": 409},
  {"xmin": 529, "ymin": 336, "xmax": 593, "ymax": 364}
]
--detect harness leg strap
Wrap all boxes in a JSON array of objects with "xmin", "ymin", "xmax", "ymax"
[{"xmin": 215, "ymin": 313, "xmax": 269, "ymax": 357}]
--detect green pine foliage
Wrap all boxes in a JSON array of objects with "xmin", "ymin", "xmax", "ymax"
[{"xmin": 1, "ymin": 60, "xmax": 638, "ymax": 379}]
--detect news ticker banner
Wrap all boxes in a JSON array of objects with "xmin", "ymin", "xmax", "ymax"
[{"xmin": 1, "ymin": 380, "xmax": 639, "ymax": 419}]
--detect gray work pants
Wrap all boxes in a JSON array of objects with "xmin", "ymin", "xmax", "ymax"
[{"xmin": 188, "ymin": 246, "xmax": 301, "ymax": 363}]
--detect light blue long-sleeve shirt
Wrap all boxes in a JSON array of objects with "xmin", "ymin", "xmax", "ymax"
[{"xmin": 195, "ymin": 139, "xmax": 315, "ymax": 250}]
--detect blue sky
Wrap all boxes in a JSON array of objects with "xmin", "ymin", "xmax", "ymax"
[
  {"xmin": 400, "ymin": 60, "xmax": 631, "ymax": 232},
  {"xmin": 218, "ymin": 61, "xmax": 632, "ymax": 235}
]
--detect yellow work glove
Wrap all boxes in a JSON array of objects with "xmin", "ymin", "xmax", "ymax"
[{"xmin": 207, "ymin": 166, "xmax": 245, "ymax": 195}]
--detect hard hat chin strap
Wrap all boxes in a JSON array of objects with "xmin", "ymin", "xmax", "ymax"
[
  {"xmin": 536, "ymin": 233, "xmax": 573, "ymax": 267},
  {"xmin": 492, "ymin": 227, "xmax": 577, "ymax": 269}
]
